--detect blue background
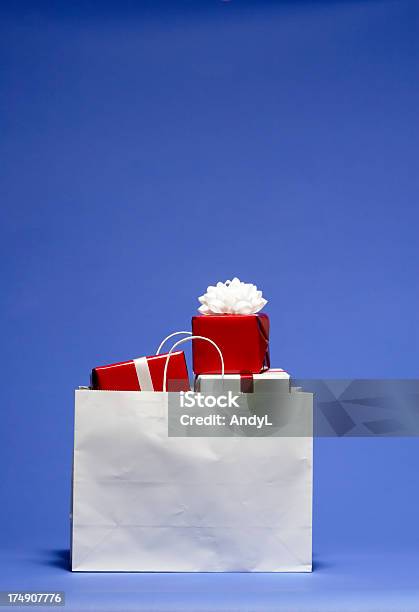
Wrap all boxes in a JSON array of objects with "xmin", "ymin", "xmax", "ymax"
[{"xmin": 1, "ymin": 0, "xmax": 419, "ymax": 609}]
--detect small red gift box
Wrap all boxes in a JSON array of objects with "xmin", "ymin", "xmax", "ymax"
[
  {"xmin": 191, "ymin": 313, "xmax": 270, "ymax": 374},
  {"xmin": 91, "ymin": 351, "xmax": 190, "ymax": 391}
]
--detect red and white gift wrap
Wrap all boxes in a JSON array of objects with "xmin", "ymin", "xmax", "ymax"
[
  {"xmin": 191, "ymin": 313, "xmax": 270, "ymax": 375},
  {"xmin": 91, "ymin": 351, "xmax": 190, "ymax": 391},
  {"xmin": 195, "ymin": 368, "xmax": 290, "ymax": 394}
]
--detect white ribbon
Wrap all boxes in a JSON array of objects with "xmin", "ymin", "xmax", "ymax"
[{"xmin": 133, "ymin": 357, "xmax": 154, "ymax": 391}]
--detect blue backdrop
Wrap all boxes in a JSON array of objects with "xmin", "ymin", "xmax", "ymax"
[{"xmin": 1, "ymin": 0, "xmax": 419, "ymax": 609}]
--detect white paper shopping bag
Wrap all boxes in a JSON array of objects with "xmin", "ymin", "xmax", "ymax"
[{"xmin": 71, "ymin": 387, "xmax": 313, "ymax": 572}]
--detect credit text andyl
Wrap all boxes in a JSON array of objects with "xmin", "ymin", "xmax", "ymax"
[
  {"xmin": 179, "ymin": 414, "xmax": 273, "ymax": 429},
  {"xmin": 178, "ymin": 391, "xmax": 273, "ymax": 428}
]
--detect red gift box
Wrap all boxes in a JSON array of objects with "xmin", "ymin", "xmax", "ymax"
[
  {"xmin": 91, "ymin": 351, "xmax": 190, "ymax": 391},
  {"xmin": 191, "ymin": 313, "xmax": 270, "ymax": 374}
]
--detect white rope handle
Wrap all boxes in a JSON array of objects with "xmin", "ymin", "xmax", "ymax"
[
  {"xmin": 163, "ymin": 335, "xmax": 225, "ymax": 393},
  {"xmin": 156, "ymin": 331, "xmax": 192, "ymax": 355}
]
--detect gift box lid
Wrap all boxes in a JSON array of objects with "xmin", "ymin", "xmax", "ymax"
[
  {"xmin": 195, "ymin": 369, "xmax": 290, "ymax": 394},
  {"xmin": 197, "ymin": 368, "xmax": 289, "ymax": 381}
]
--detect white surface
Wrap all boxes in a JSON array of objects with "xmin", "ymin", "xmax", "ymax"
[{"xmin": 72, "ymin": 389, "xmax": 312, "ymax": 572}]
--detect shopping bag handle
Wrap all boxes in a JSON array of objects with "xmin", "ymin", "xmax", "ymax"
[
  {"xmin": 163, "ymin": 335, "xmax": 224, "ymax": 392},
  {"xmin": 155, "ymin": 331, "xmax": 192, "ymax": 355}
]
